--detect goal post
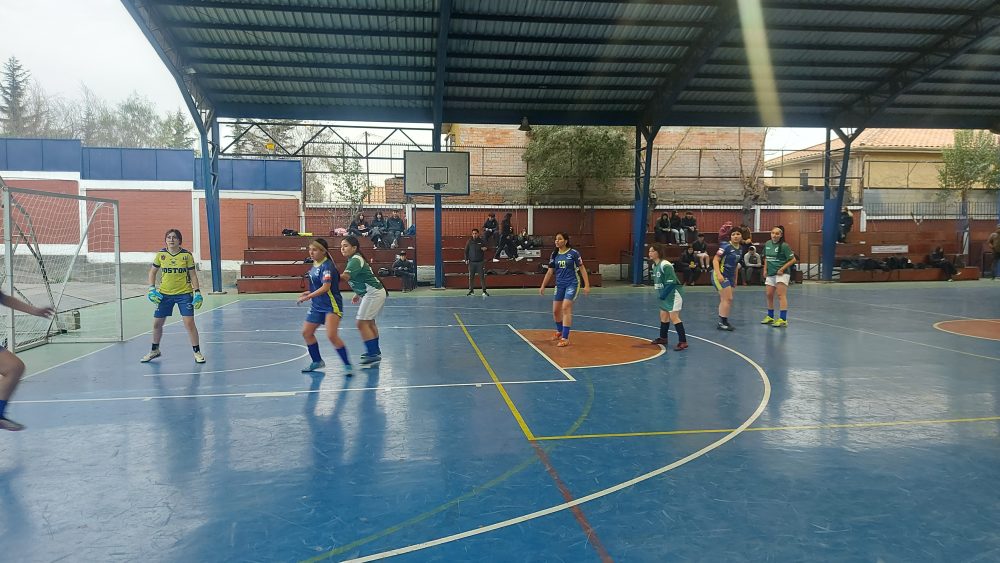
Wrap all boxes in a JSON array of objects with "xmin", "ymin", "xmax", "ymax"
[{"xmin": 0, "ymin": 178, "xmax": 123, "ymax": 351}]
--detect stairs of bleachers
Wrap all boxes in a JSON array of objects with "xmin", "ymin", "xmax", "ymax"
[
  {"xmin": 441, "ymin": 235, "xmax": 602, "ymax": 289},
  {"xmin": 237, "ymin": 236, "xmax": 414, "ymax": 294}
]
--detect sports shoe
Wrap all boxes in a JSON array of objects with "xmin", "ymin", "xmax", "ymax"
[
  {"xmin": 761, "ymin": 316, "xmax": 774, "ymax": 325},
  {"xmin": 772, "ymin": 319, "xmax": 788, "ymax": 328},
  {"xmin": 717, "ymin": 322, "xmax": 734, "ymax": 331},
  {"xmin": 556, "ymin": 339, "xmax": 570, "ymax": 347},
  {"xmin": 550, "ymin": 332, "xmax": 563, "ymax": 341},
  {"xmin": 674, "ymin": 342, "xmax": 688, "ymax": 351},
  {"xmin": 193, "ymin": 351, "xmax": 206, "ymax": 363},
  {"xmin": 140, "ymin": 349, "xmax": 161, "ymax": 363},
  {"xmin": 650, "ymin": 337, "xmax": 668, "ymax": 346},
  {"xmin": 0, "ymin": 417, "xmax": 25, "ymax": 431},
  {"xmin": 514, "ymin": 256, "xmax": 524, "ymax": 261},
  {"xmin": 301, "ymin": 360, "xmax": 326, "ymax": 373},
  {"xmin": 343, "ymin": 365, "xmax": 354, "ymax": 377},
  {"xmin": 482, "ymin": 291, "xmax": 489, "ymax": 297},
  {"xmin": 467, "ymin": 290, "xmax": 474, "ymax": 296},
  {"xmin": 360, "ymin": 354, "xmax": 381, "ymax": 368}
]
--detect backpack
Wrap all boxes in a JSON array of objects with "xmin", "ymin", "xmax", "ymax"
[{"xmin": 718, "ymin": 221, "xmax": 733, "ymax": 241}]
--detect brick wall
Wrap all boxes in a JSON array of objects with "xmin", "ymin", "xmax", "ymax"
[{"xmin": 86, "ymin": 189, "xmax": 193, "ymax": 253}]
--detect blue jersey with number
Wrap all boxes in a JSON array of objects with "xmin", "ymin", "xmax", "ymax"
[
  {"xmin": 716, "ymin": 242, "xmax": 742, "ymax": 278},
  {"xmin": 549, "ymin": 248, "xmax": 583, "ymax": 287},
  {"xmin": 307, "ymin": 258, "xmax": 341, "ymax": 314}
]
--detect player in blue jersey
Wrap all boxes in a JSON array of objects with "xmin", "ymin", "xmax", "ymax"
[
  {"xmin": 340, "ymin": 236, "xmax": 387, "ymax": 368},
  {"xmin": 297, "ymin": 238, "xmax": 352, "ymax": 375},
  {"xmin": 648, "ymin": 244, "xmax": 688, "ymax": 350},
  {"xmin": 712, "ymin": 228, "xmax": 744, "ymax": 331},
  {"xmin": 142, "ymin": 229, "xmax": 205, "ymax": 363},
  {"xmin": 539, "ymin": 232, "xmax": 591, "ymax": 347},
  {"xmin": 0, "ymin": 291, "xmax": 54, "ymax": 431}
]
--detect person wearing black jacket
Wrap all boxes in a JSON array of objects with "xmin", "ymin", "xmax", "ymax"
[
  {"xmin": 669, "ymin": 210, "xmax": 686, "ymax": 244},
  {"xmin": 465, "ymin": 228, "xmax": 489, "ymax": 296},
  {"xmin": 654, "ymin": 212, "xmax": 671, "ymax": 244},
  {"xmin": 838, "ymin": 208, "xmax": 854, "ymax": 243},
  {"xmin": 495, "ymin": 212, "xmax": 518, "ymax": 260},
  {"xmin": 392, "ymin": 250, "xmax": 416, "ymax": 291},
  {"xmin": 386, "ymin": 209, "xmax": 405, "ymax": 249},
  {"xmin": 482, "ymin": 213, "xmax": 498, "ymax": 245}
]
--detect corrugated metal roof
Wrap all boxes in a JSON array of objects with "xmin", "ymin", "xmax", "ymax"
[{"xmin": 123, "ymin": 0, "xmax": 1000, "ymax": 128}]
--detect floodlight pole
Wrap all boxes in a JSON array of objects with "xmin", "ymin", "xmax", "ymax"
[{"xmin": 631, "ymin": 125, "xmax": 660, "ymax": 285}]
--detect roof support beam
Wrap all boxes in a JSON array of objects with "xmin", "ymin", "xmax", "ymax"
[
  {"xmin": 641, "ymin": 4, "xmax": 739, "ymax": 124},
  {"xmin": 835, "ymin": 3, "xmax": 1000, "ymax": 125}
]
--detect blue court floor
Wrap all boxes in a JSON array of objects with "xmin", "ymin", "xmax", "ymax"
[{"xmin": 2, "ymin": 281, "xmax": 1000, "ymax": 562}]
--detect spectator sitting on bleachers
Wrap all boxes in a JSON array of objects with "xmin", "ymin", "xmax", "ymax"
[
  {"xmin": 386, "ymin": 209, "xmax": 405, "ymax": 249},
  {"xmin": 392, "ymin": 250, "xmax": 416, "ymax": 291},
  {"xmin": 370, "ymin": 211, "xmax": 388, "ymax": 249},
  {"xmin": 839, "ymin": 207, "xmax": 854, "ymax": 243},
  {"xmin": 929, "ymin": 246, "xmax": 960, "ymax": 280},
  {"xmin": 348, "ymin": 213, "xmax": 370, "ymax": 239},
  {"xmin": 680, "ymin": 245, "xmax": 701, "ymax": 286},
  {"xmin": 494, "ymin": 212, "xmax": 520, "ymax": 261},
  {"xmin": 516, "ymin": 229, "xmax": 536, "ymax": 251},
  {"xmin": 654, "ymin": 212, "xmax": 672, "ymax": 244},
  {"xmin": 670, "ymin": 210, "xmax": 686, "ymax": 244},
  {"xmin": 691, "ymin": 233, "xmax": 711, "ymax": 269},
  {"xmin": 682, "ymin": 211, "xmax": 698, "ymax": 240},
  {"xmin": 482, "ymin": 212, "xmax": 499, "ymax": 245},
  {"xmin": 742, "ymin": 245, "xmax": 763, "ymax": 285}
]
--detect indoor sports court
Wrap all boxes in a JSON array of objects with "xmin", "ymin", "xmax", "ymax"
[{"xmin": 3, "ymin": 281, "xmax": 999, "ymax": 562}]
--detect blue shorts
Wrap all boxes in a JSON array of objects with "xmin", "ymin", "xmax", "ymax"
[
  {"xmin": 306, "ymin": 294, "xmax": 344, "ymax": 324},
  {"xmin": 713, "ymin": 273, "xmax": 736, "ymax": 291},
  {"xmin": 154, "ymin": 293, "xmax": 194, "ymax": 318},
  {"xmin": 553, "ymin": 283, "xmax": 579, "ymax": 302}
]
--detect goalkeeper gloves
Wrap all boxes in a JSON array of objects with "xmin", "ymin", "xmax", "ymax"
[
  {"xmin": 192, "ymin": 290, "xmax": 203, "ymax": 309},
  {"xmin": 147, "ymin": 286, "xmax": 163, "ymax": 304}
]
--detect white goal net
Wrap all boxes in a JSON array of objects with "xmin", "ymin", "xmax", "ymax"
[{"xmin": 0, "ymin": 178, "xmax": 123, "ymax": 351}]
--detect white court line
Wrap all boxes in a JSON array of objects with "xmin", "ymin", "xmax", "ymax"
[
  {"xmin": 795, "ymin": 317, "xmax": 1000, "ymax": 362},
  {"xmin": 165, "ymin": 324, "xmax": 509, "ymax": 334},
  {"xmin": 142, "ymin": 341, "xmax": 308, "ymax": 377},
  {"xmin": 129, "ymin": 298, "xmax": 242, "ymax": 341},
  {"xmin": 932, "ymin": 320, "xmax": 1000, "ymax": 342},
  {"xmin": 808, "ymin": 293, "xmax": 985, "ymax": 320},
  {"xmin": 22, "ymin": 344, "xmax": 114, "ymax": 381},
  {"xmin": 507, "ymin": 325, "xmax": 575, "ymax": 382},
  {"xmin": 14, "ymin": 378, "xmax": 574, "ymax": 405},
  {"xmin": 340, "ymin": 317, "xmax": 772, "ymax": 563}
]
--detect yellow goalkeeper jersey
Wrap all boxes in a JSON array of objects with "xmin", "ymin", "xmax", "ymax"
[{"xmin": 153, "ymin": 248, "xmax": 196, "ymax": 295}]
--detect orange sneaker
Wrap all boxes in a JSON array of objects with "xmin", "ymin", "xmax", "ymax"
[
  {"xmin": 551, "ymin": 332, "xmax": 562, "ymax": 341},
  {"xmin": 556, "ymin": 339, "xmax": 570, "ymax": 347}
]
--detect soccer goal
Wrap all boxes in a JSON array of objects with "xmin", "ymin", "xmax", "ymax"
[{"xmin": 0, "ymin": 177, "xmax": 123, "ymax": 351}]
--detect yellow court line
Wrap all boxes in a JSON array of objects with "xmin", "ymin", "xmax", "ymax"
[
  {"xmin": 454, "ymin": 313, "xmax": 536, "ymax": 441},
  {"xmin": 535, "ymin": 414, "xmax": 1000, "ymax": 441}
]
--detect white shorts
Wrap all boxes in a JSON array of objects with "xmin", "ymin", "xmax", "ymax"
[
  {"xmin": 356, "ymin": 287, "xmax": 387, "ymax": 320},
  {"xmin": 765, "ymin": 273, "xmax": 791, "ymax": 287}
]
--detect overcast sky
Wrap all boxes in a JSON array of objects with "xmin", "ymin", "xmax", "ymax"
[{"xmin": 0, "ymin": 0, "xmax": 828, "ymax": 151}]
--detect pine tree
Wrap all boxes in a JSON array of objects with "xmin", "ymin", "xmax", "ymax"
[
  {"xmin": 155, "ymin": 108, "xmax": 195, "ymax": 149},
  {"xmin": 0, "ymin": 56, "xmax": 31, "ymax": 136}
]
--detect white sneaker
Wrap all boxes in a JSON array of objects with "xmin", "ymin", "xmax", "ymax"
[
  {"xmin": 140, "ymin": 349, "xmax": 161, "ymax": 363},
  {"xmin": 193, "ymin": 351, "xmax": 206, "ymax": 363}
]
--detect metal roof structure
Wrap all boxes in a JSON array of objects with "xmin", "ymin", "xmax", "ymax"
[{"xmin": 124, "ymin": 0, "xmax": 1000, "ymax": 130}]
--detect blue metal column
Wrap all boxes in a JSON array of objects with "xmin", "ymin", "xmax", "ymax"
[
  {"xmin": 433, "ymin": 125, "xmax": 444, "ymax": 289},
  {"xmin": 431, "ymin": 0, "xmax": 451, "ymax": 290},
  {"xmin": 820, "ymin": 128, "xmax": 863, "ymax": 281},
  {"xmin": 207, "ymin": 119, "xmax": 223, "ymax": 291},
  {"xmin": 631, "ymin": 125, "xmax": 659, "ymax": 285}
]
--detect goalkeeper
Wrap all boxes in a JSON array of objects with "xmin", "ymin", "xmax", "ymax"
[{"xmin": 141, "ymin": 229, "xmax": 205, "ymax": 364}]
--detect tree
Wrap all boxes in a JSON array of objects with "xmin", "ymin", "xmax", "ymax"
[
  {"xmin": 522, "ymin": 126, "xmax": 632, "ymax": 207},
  {"xmin": 329, "ymin": 142, "xmax": 371, "ymax": 219},
  {"xmin": 938, "ymin": 129, "xmax": 999, "ymax": 256},
  {"xmin": 0, "ymin": 56, "xmax": 31, "ymax": 136},
  {"xmin": 115, "ymin": 93, "xmax": 160, "ymax": 148},
  {"xmin": 155, "ymin": 108, "xmax": 196, "ymax": 149}
]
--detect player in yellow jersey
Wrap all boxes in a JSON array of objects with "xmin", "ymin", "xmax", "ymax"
[{"xmin": 141, "ymin": 229, "xmax": 205, "ymax": 363}]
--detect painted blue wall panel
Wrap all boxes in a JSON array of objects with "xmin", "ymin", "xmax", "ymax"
[
  {"xmin": 218, "ymin": 159, "xmax": 234, "ymax": 189},
  {"xmin": 0, "ymin": 139, "xmax": 80, "ymax": 172},
  {"xmin": 82, "ymin": 148, "xmax": 123, "ymax": 180},
  {"xmin": 42, "ymin": 140, "xmax": 82, "ymax": 171},
  {"xmin": 233, "ymin": 159, "xmax": 267, "ymax": 190},
  {"xmin": 157, "ymin": 150, "xmax": 194, "ymax": 181},
  {"xmin": 264, "ymin": 160, "xmax": 301, "ymax": 191},
  {"xmin": 121, "ymin": 149, "xmax": 158, "ymax": 180}
]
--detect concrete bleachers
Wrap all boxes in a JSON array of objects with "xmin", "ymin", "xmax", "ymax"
[
  {"xmin": 237, "ymin": 236, "xmax": 413, "ymax": 293},
  {"xmin": 441, "ymin": 234, "xmax": 602, "ymax": 289}
]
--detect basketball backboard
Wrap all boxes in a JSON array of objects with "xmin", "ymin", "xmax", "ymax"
[{"xmin": 403, "ymin": 151, "xmax": 470, "ymax": 196}]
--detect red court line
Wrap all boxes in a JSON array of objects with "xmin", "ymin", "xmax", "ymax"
[{"xmin": 530, "ymin": 440, "xmax": 614, "ymax": 562}]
